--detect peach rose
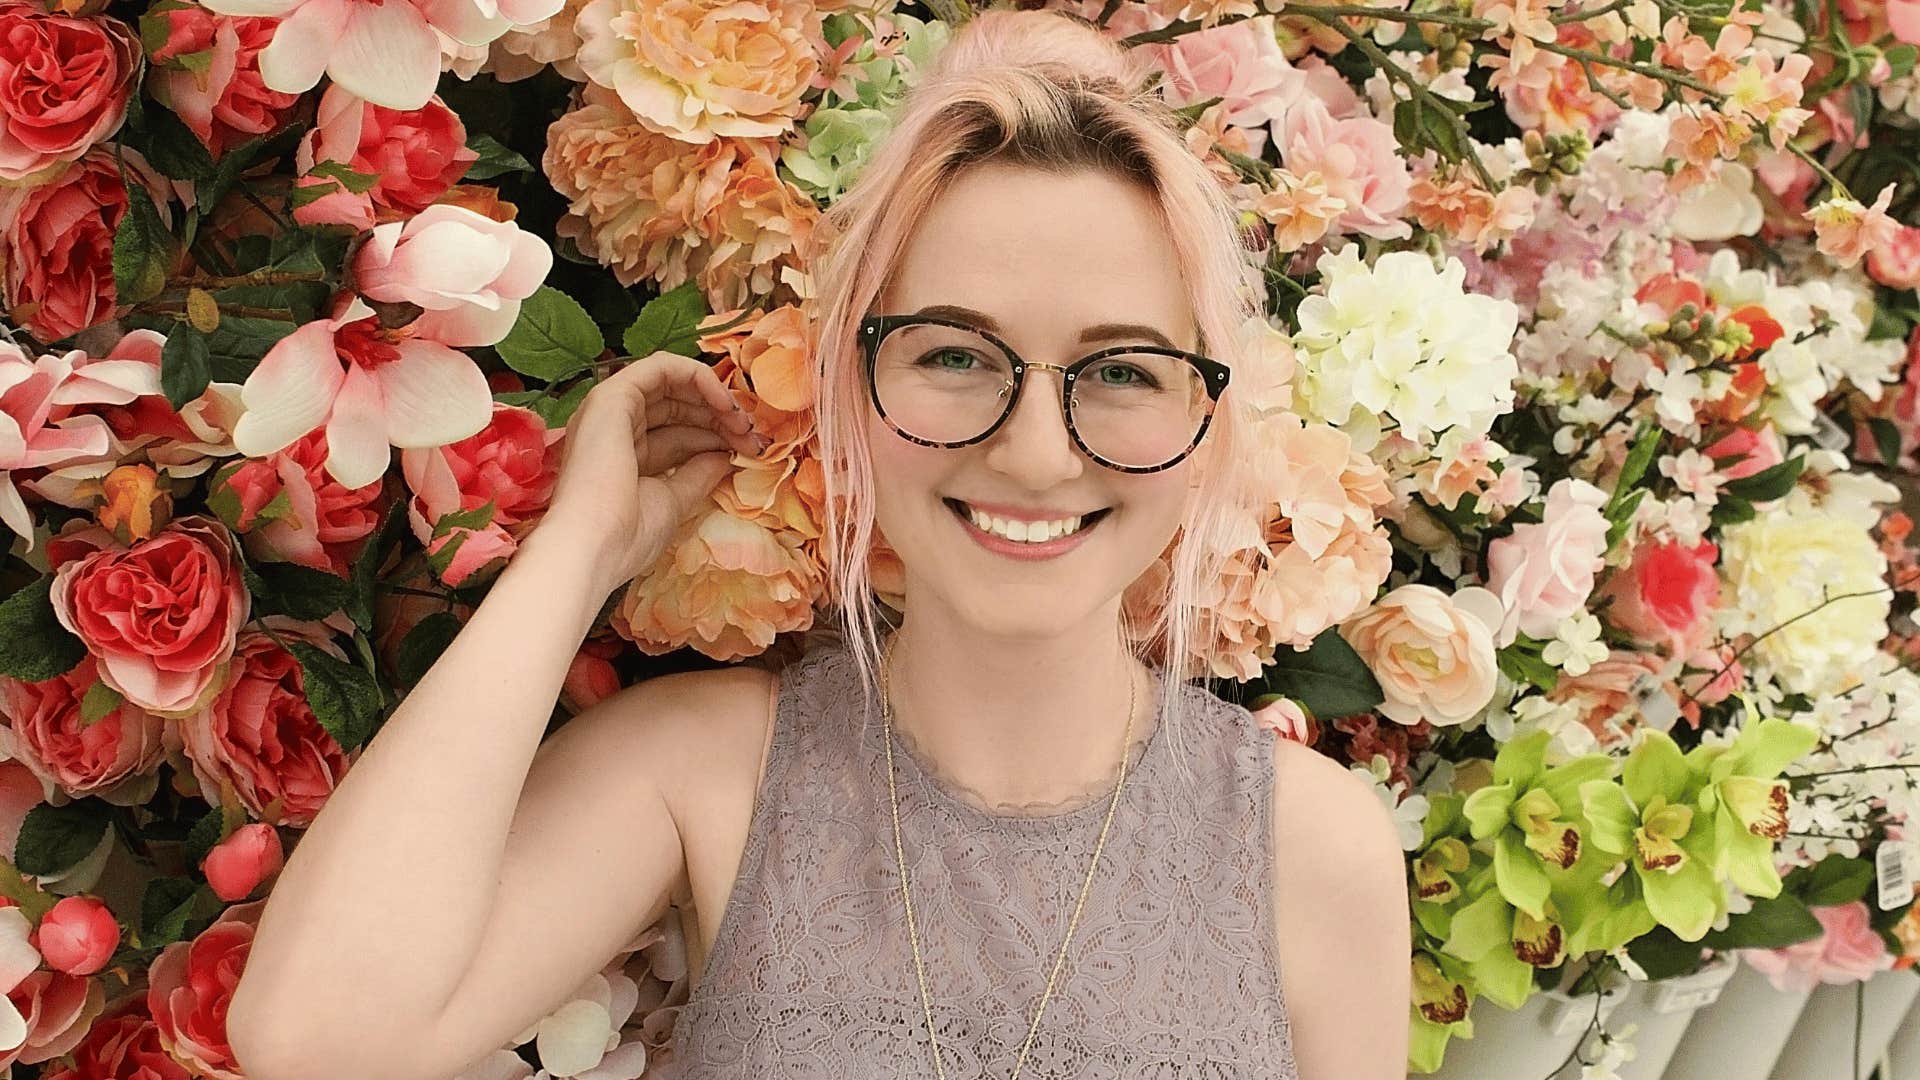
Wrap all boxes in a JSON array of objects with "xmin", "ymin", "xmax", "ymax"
[
  {"xmin": 201, "ymin": 822, "xmax": 283, "ymax": 902},
  {"xmin": 1271, "ymin": 96, "xmax": 1412, "ymax": 241},
  {"xmin": 46, "ymin": 516, "xmax": 249, "ymax": 718},
  {"xmin": 1146, "ymin": 15, "xmax": 1307, "ymax": 158},
  {"xmin": 1483, "ymin": 478, "xmax": 1612, "ymax": 647},
  {"xmin": 209, "ymin": 428, "xmax": 387, "ymax": 578},
  {"xmin": 401, "ymin": 402, "xmax": 563, "ymax": 587},
  {"xmin": 1340, "ymin": 584, "xmax": 1499, "ymax": 727},
  {"xmin": 0, "ymin": 653, "xmax": 171, "ymax": 805},
  {"xmin": 1546, "ymin": 650, "xmax": 1672, "ymax": 748},
  {"xmin": 574, "ymin": 0, "xmax": 817, "ymax": 144},
  {"xmin": 146, "ymin": 898, "xmax": 265, "ymax": 1080},
  {"xmin": 32, "ymin": 895, "xmax": 117, "ymax": 977},
  {"xmin": 175, "ymin": 621, "xmax": 354, "ymax": 828},
  {"xmin": 614, "ymin": 510, "xmax": 822, "ymax": 662},
  {"xmin": 39, "ymin": 995, "xmax": 193, "ymax": 1080}
]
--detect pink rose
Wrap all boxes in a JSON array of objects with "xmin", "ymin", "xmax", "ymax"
[
  {"xmin": 146, "ymin": 898, "xmax": 265, "ymax": 1080},
  {"xmin": 1147, "ymin": 15, "xmax": 1308, "ymax": 158},
  {"xmin": 1250, "ymin": 695, "xmax": 1315, "ymax": 744},
  {"xmin": 1893, "ymin": 0, "xmax": 1920, "ymax": 44},
  {"xmin": 0, "ymin": 654, "xmax": 171, "ymax": 803},
  {"xmin": 1867, "ymin": 224, "xmax": 1920, "ymax": 291},
  {"xmin": 1273, "ymin": 96, "xmax": 1412, "ymax": 241},
  {"xmin": 46, "ymin": 516, "xmax": 248, "ymax": 718},
  {"xmin": 298, "ymin": 85, "xmax": 478, "ymax": 218},
  {"xmin": 1702, "ymin": 423, "xmax": 1785, "ymax": 481},
  {"xmin": 211, "ymin": 428, "xmax": 386, "ymax": 577},
  {"xmin": 147, "ymin": 6, "xmax": 299, "ymax": 157},
  {"xmin": 200, "ymin": 822, "xmax": 283, "ymax": 902},
  {"xmin": 352, "ymin": 204, "xmax": 553, "ymax": 347},
  {"xmin": 1743, "ymin": 901, "xmax": 1895, "ymax": 993},
  {"xmin": 1484, "ymin": 478, "xmax": 1612, "ymax": 646},
  {"xmin": 0, "ymin": 967, "xmax": 103, "ymax": 1068},
  {"xmin": 401, "ymin": 402, "xmax": 563, "ymax": 587},
  {"xmin": 39, "ymin": 996, "xmax": 194, "ymax": 1080},
  {"xmin": 176, "ymin": 623, "xmax": 354, "ymax": 828},
  {"xmin": 1597, "ymin": 537, "xmax": 1721, "ymax": 656},
  {"xmin": 0, "ymin": 147, "xmax": 168, "ymax": 343},
  {"xmin": 32, "ymin": 896, "xmax": 118, "ymax": 977},
  {"xmin": 0, "ymin": 5, "xmax": 139, "ymax": 183}
]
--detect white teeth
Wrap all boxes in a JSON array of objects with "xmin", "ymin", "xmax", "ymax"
[{"xmin": 960, "ymin": 502, "xmax": 1087, "ymax": 543}]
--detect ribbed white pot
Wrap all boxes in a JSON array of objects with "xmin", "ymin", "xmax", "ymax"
[
  {"xmin": 1887, "ymin": 985, "xmax": 1920, "ymax": 1080},
  {"xmin": 1663, "ymin": 958, "xmax": 1814, "ymax": 1080},
  {"xmin": 1609, "ymin": 952, "xmax": 1741, "ymax": 1080},
  {"xmin": 1428, "ymin": 982, "xmax": 1629, "ymax": 1080},
  {"xmin": 1768, "ymin": 969, "xmax": 1920, "ymax": 1080}
]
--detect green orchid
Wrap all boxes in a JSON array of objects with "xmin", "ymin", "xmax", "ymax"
[
  {"xmin": 1581, "ymin": 729, "xmax": 1724, "ymax": 941},
  {"xmin": 1690, "ymin": 707, "xmax": 1821, "ymax": 898},
  {"xmin": 1408, "ymin": 951, "xmax": 1474, "ymax": 1074},
  {"xmin": 1411, "ymin": 793, "xmax": 1478, "ymax": 908},
  {"xmin": 1441, "ymin": 884, "xmax": 1568, "ymax": 1009},
  {"xmin": 1461, "ymin": 729, "xmax": 1615, "ymax": 919}
]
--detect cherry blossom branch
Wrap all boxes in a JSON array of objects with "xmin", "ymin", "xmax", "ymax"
[{"xmin": 1680, "ymin": 568, "xmax": 1920, "ymax": 709}]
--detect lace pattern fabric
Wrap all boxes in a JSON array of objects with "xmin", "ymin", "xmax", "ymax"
[{"xmin": 658, "ymin": 638, "xmax": 1298, "ymax": 1079}]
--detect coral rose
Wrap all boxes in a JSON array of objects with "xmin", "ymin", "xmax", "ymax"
[
  {"xmin": 146, "ymin": 897, "xmax": 265, "ymax": 1080},
  {"xmin": 175, "ymin": 620, "xmax": 355, "ymax": 827},
  {"xmin": 1597, "ymin": 536, "xmax": 1722, "ymax": 656},
  {"xmin": 38, "ymin": 995, "xmax": 193, "ymax": 1080},
  {"xmin": 0, "ymin": 4, "xmax": 138, "ymax": 183},
  {"xmin": 400, "ymin": 402, "xmax": 563, "ymax": 587},
  {"xmin": 201, "ymin": 822, "xmax": 284, "ymax": 901},
  {"xmin": 0, "ymin": 147, "xmax": 168, "ymax": 343},
  {"xmin": 0, "ymin": 654, "xmax": 171, "ymax": 805},
  {"xmin": 146, "ymin": 6, "xmax": 298, "ymax": 157},
  {"xmin": 297, "ymin": 86, "xmax": 478, "ymax": 218},
  {"xmin": 575, "ymin": 0, "xmax": 817, "ymax": 143},
  {"xmin": 209, "ymin": 428, "xmax": 387, "ymax": 578},
  {"xmin": 46, "ymin": 516, "xmax": 249, "ymax": 718},
  {"xmin": 32, "ymin": 895, "xmax": 117, "ymax": 977},
  {"xmin": 1340, "ymin": 584, "xmax": 1499, "ymax": 727}
]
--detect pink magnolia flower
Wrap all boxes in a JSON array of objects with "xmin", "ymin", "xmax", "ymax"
[
  {"xmin": 1483, "ymin": 477, "xmax": 1612, "ymax": 646},
  {"xmin": 229, "ymin": 298, "xmax": 495, "ymax": 489},
  {"xmin": 1272, "ymin": 97, "xmax": 1412, "ymax": 241},
  {"xmin": 32, "ymin": 896, "xmax": 118, "ymax": 977},
  {"xmin": 352, "ymin": 205, "xmax": 553, "ymax": 348},
  {"xmin": 401, "ymin": 402, "xmax": 563, "ymax": 586},
  {"xmin": 1743, "ymin": 901, "xmax": 1895, "ymax": 993},
  {"xmin": 0, "ymin": 343, "xmax": 124, "ymax": 550},
  {"xmin": 198, "ymin": 0, "xmax": 563, "ymax": 111},
  {"xmin": 296, "ymin": 86, "xmax": 478, "ymax": 219},
  {"xmin": 201, "ymin": 823, "xmax": 284, "ymax": 902}
]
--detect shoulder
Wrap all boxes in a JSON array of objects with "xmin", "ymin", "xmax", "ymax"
[
  {"xmin": 1267, "ymin": 736, "xmax": 1405, "ymax": 905},
  {"xmin": 594, "ymin": 661, "xmax": 781, "ymax": 814}
]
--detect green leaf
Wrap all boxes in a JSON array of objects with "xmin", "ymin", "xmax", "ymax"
[
  {"xmin": 160, "ymin": 322, "xmax": 212, "ymax": 411},
  {"xmin": 1626, "ymin": 925, "xmax": 1712, "ymax": 981},
  {"xmin": 1794, "ymin": 853, "xmax": 1875, "ymax": 907},
  {"xmin": 79, "ymin": 680, "xmax": 124, "ymax": 725},
  {"xmin": 137, "ymin": 104, "xmax": 217, "ymax": 182},
  {"xmin": 288, "ymin": 642, "xmax": 383, "ymax": 752},
  {"xmin": 182, "ymin": 803, "xmax": 225, "ymax": 872},
  {"xmin": 497, "ymin": 286, "xmax": 602, "ymax": 381},
  {"xmin": 1701, "ymin": 892, "xmax": 1821, "ymax": 950},
  {"xmin": 623, "ymin": 281, "xmax": 709, "ymax": 359},
  {"xmin": 0, "ymin": 578, "xmax": 87, "ymax": 682},
  {"xmin": 432, "ymin": 500, "xmax": 498, "ymax": 538},
  {"xmin": 1721, "ymin": 454, "xmax": 1804, "ymax": 503},
  {"xmin": 139, "ymin": 877, "xmax": 221, "ymax": 947},
  {"xmin": 112, "ymin": 182, "xmax": 172, "ymax": 306},
  {"xmin": 308, "ymin": 159, "xmax": 381, "ymax": 194},
  {"xmin": 395, "ymin": 611, "xmax": 463, "ymax": 688},
  {"xmin": 14, "ymin": 800, "xmax": 113, "ymax": 877},
  {"xmin": 1888, "ymin": 44, "xmax": 1918, "ymax": 80},
  {"xmin": 243, "ymin": 558, "xmax": 357, "ymax": 622},
  {"xmin": 1260, "ymin": 627, "xmax": 1384, "ymax": 720},
  {"xmin": 462, "ymin": 134, "xmax": 534, "ymax": 181},
  {"xmin": 1610, "ymin": 423, "xmax": 1660, "ymax": 506},
  {"xmin": 347, "ymin": 500, "xmax": 405, "ymax": 633},
  {"xmin": 1870, "ymin": 417, "xmax": 1904, "ymax": 468},
  {"xmin": 1710, "ymin": 494, "xmax": 1756, "ymax": 527}
]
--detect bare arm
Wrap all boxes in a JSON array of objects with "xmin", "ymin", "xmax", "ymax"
[
  {"xmin": 223, "ymin": 525, "xmax": 642, "ymax": 1078},
  {"xmin": 1270, "ymin": 739, "xmax": 1413, "ymax": 1080}
]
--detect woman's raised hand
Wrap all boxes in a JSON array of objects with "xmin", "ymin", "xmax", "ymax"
[{"xmin": 537, "ymin": 351, "xmax": 767, "ymax": 600}]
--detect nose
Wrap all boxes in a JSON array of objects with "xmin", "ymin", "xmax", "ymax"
[{"xmin": 980, "ymin": 363, "xmax": 1087, "ymax": 483}]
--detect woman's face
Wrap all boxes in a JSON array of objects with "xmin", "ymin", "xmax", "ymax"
[{"xmin": 866, "ymin": 161, "xmax": 1207, "ymax": 640}]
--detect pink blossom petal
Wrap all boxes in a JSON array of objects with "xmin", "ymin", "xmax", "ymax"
[
  {"xmin": 232, "ymin": 322, "xmax": 346, "ymax": 459},
  {"xmin": 494, "ymin": 231, "xmax": 555, "ymax": 300},
  {"xmin": 323, "ymin": 365, "xmax": 392, "ymax": 489},
  {"xmin": 200, "ymin": 0, "xmax": 306, "ymax": 14},
  {"xmin": 258, "ymin": 0, "xmax": 351, "ymax": 96},
  {"xmin": 328, "ymin": 0, "xmax": 442, "ymax": 110},
  {"xmin": 376, "ymin": 220, "xmax": 515, "ymax": 308},
  {"xmin": 410, "ymin": 301, "xmax": 522, "ymax": 349},
  {"xmin": 377, "ymin": 340, "xmax": 492, "ymax": 448},
  {"xmin": 0, "ymin": 475, "xmax": 31, "ymax": 549},
  {"xmin": 419, "ymin": 0, "xmax": 512, "ymax": 47}
]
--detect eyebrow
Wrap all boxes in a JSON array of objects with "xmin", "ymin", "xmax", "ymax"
[{"xmin": 910, "ymin": 303, "xmax": 1182, "ymax": 352}]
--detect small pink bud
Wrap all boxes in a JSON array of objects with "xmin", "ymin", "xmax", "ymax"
[
  {"xmin": 202, "ymin": 823, "xmax": 285, "ymax": 902},
  {"xmin": 34, "ymin": 895, "xmax": 119, "ymax": 976}
]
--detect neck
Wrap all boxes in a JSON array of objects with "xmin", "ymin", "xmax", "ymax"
[{"xmin": 878, "ymin": 614, "xmax": 1153, "ymax": 811}]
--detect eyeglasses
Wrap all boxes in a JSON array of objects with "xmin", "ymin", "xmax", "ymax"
[{"xmin": 858, "ymin": 313, "xmax": 1232, "ymax": 474}]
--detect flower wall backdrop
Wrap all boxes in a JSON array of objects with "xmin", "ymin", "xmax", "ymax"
[{"xmin": 0, "ymin": 0, "xmax": 1917, "ymax": 1075}]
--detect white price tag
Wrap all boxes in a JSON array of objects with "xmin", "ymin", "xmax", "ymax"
[
  {"xmin": 1810, "ymin": 411, "xmax": 1850, "ymax": 452},
  {"xmin": 1631, "ymin": 672, "xmax": 1682, "ymax": 733},
  {"xmin": 1878, "ymin": 843, "xmax": 1913, "ymax": 911}
]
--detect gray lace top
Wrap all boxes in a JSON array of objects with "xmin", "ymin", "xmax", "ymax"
[{"xmin": 659, "ymin": 636, "xmax": 1299, "ymax": 1079}]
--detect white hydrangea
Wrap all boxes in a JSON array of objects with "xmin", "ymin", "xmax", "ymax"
[{"xmin": 1292, "ymin": 245, "xmax": 1521, "ymax": 449}]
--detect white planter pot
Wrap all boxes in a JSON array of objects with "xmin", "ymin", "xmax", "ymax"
[
  {"xmin": 1769, "ymin": 968, "xmax": 1920, "ymax": 1080},
  {"xmin": 1888, "ymin": 985, "xmax": 1920, "ymax": 1080},
  {"xmin": 1664, "ymin": 958, "xmax": 1814, "ymax": 1080},
  {"xmin": 1609, "ymin": 952, "xmax": 1740, "ymax": 1080},
  {"xmin": 1429, "ymin": 982, "xmax": 1629, "ymax": 1080}
]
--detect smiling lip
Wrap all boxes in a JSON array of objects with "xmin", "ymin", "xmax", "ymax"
[
  {"xmin": 949, "ymin": 498, "xmax": 1109, "ymax": 523},
  {"xmin": 946, "ymin": 499, "xmax": 1109, "ymax": 561}
]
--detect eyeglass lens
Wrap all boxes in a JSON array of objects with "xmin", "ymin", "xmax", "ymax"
[{"xmin": 871, "ymin": 323, "xmax": 1212, "ymax": 470}]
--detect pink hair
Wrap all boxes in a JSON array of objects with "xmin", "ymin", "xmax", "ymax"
[{"xmin": 806, "ymin": 7, "xmax": 1271, "ymax": 746}]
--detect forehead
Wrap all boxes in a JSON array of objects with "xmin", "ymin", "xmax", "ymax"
[{"xmin": 880, "ymin": 162, "xmax": 1197, "ymax": 353}]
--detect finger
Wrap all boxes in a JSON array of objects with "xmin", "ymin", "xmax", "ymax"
[
  {"xmin": 615, "ymin": 353, "xmax": 747, "ymax": 427},
  {"xmin": 660, "ymin": 450, "xmax": 736, "ymax": 510},
  {"xmin": 640, "ymin": 425, "xmax": 733, "ymax": 474},
  {"xmin": 645, "ymin": 396, "xmax": 751, "ymax": 433}
]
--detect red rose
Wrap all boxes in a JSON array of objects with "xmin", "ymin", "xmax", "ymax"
[
  {"xmin": 39, "ymin": 995, "xmax": 194, "ymax": 1080},
  {"xmin": 46, "ymin": 516, "xmax": 248, "ymax": 717},
  {"xmin": 0, "ymin": 4, "xmax": 138, "ymax": 183},
  {"xmin": 177, "ymin": 622, "xmax": 353, "ymax": 828},
  {"xmin": 201, "ymin": 822, "xmax": 284, "ymax": 901},
  {"xmin": 146, "ymin": 898, "xmax": 264, "ymax": 1080},
  {"xmin": 297, "ymin": 84, "xmax": 478, "ymax": 220},
  {"xmin": 147, "ymin": 6, "xmax": 298, "ymax": 158},
  {"xmin": 0, "ymin": 147, "xmax": 168, "ymax": 343},
  {"xmin": 0, "ymin": 653, "xmax": 171, "ymax": 803},
  {"xmin": 212, "ymin": 428, "xmax": 386, "ymax": 577}
]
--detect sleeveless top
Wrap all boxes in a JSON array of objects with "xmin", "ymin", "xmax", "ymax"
[{"xmin": 659, "ymin": 636, "xmax": 1299, "ymax": 1079}]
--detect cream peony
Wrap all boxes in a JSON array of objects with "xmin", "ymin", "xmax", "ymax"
[{"xmin": 1341, "ymin": 584, "xmax": 1499, "ymax": 726}]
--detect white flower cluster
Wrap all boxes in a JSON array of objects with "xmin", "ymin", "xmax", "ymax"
[{"xmin": 1780, "ymin": 664, "xmax": 1920, "ymax": 869}]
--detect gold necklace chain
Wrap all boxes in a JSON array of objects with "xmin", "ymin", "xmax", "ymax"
[{"xmin": 878, "ymin": 633, "xmax": 1138, "ymax": 1080}]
